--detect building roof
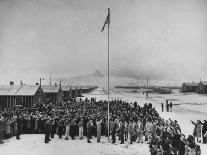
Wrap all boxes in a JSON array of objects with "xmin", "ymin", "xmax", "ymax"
[
  {"xmin": 16, "ymin": 85, "xmax": 40, "ymax": 96},
  {"xmin": 41, "ymin": 85, "xmax": 60, "ymax": 93},
  {"xmin": 183, "ymin": 82, "xmax": 198, "ymax": 87},
  {"xmin": 0, "ymin": 85, "xmax": 40, "ymax": 96},
  {"xmin": 200, "ymin": 81, "xmax": 207, "ymax": 85}
]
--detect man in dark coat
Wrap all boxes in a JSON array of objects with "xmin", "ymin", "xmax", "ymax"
[
  {"xmin": 57, "ymin": 118, "xmax": 64, "ymax": 138},
  {"xmin": 169, "ymin": 102, "xmax": 173, "ymax": 112},
  {"xmin": 119, "ymin": 120, "xmax": 125, "ymax": 144},
  {"xmin": 112, "ymin": 120, "xmax": 118, "ymax": 143},
  {"xmin": 161, "ymin": 138, "xmax": 170, "ymax": 155},
  {"xmin": 16, "ymin": 116, "xmax": 21, "ymax": 140},
  {"xmin": 202, "ymin": 120, "xmax": 207, "ymax": 144},
  {"xmin": 51, "ymin": 118, "xmax": 57, "ymax": 138},
  {"xmin": 70, "ymin": 120, "xmax": 76, "ymax": 140},
  {"xmin": 44, "ymin": 119, "xmax": 51, "ymax": 143},
  {"xmin": 161, "ymin": 103, "xmax": 164, "ymax": 112},
  {"xmin": 178, "ymin": 134, "xmax": 186, "ymax": 155},
  {"xmin": 87, "ymin": 120, "xmax": 92, "ymax": 143}
]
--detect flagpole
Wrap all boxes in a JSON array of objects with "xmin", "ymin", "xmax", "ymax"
[{"xmin": 107, "ymin": 8, "xmax": 110, "ymax": 141}]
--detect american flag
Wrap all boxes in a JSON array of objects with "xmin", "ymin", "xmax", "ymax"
[{"xmin": 101, "ymin": 8, "xmax": 110, "ymax": 32}]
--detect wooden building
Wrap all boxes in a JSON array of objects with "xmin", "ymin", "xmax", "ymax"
[
  {"xmin": 61, "ymin": 86, "xmax": 72, "ymax": 101},
  {"xmin": 0, "ymin": 85, "xmax": 44, "ymax": 108},
  {"xmin": 197, "ymin": 81, "xmax": 207, "ymax": 94},
  {"xmin": 181, "ymin": 82, "xmax": 198, "ymax": 93},
  {"xmin": 41, "ymin": 85, "xmax": 63, "ymax": 103}
]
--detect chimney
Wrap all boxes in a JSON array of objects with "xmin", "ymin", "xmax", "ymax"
[
  {"xmin": 20, "ymin": 81, "xmax": 23, "ymax": 85},
  {"xmin": 10, "ymin": 81, "xmax": 14, "ymax": 85},
  {"xmin": 55, "ymin": 83, "xmax": 57, "ymax": 86}
]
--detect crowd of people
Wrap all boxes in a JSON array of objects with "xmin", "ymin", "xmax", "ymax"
[{"xmin": 0, "ymin": 98, "xmax": 202, "ymax": 155}]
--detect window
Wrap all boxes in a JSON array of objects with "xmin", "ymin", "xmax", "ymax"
[{"xmin": 16, "ymin": 97, "xmax": 22, "ymax": 106}]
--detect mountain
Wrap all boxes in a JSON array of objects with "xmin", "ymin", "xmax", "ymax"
[{"xmin": 54, "ymin": 70, "xmax": 181, "ymax": 89}]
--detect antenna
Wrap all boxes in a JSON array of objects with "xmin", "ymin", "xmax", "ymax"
[{"xmin": 50, "ymin": 75, "xmax": 51, "ymax": 86}]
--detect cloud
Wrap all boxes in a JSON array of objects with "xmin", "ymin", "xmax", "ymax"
[{"xmin": 0, "ymin": 0, "xmax": 207, "ymax": 85}]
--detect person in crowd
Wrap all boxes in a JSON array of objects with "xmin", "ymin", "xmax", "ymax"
[
  {"xmin": 57, "ymin": 118, "xmax": 64, "ymax": 138},
  {"xmin": 51, "ymin": 118, "xmax": 57, "ymax": 138},
  {"xmin": 128, "ymin": 119, "xmax": 133, "ymax": 144},
  {"xmin": 78, "ymin": 118, "xmax": 84, "ymax": 139},
  {"xmin": 119, "ymin": 119, "xmax": 125, "ymax": 144},
  {"xmin": 112, "ymin": 119, "xmax": 118, "ymax": 143},
  {"xmin": 44, "ymin": 119, "xmax": 51, "ymax": 143},
  {"xmin": 124, "ymin": 120, "xmax": 128, "ymax": 141},
  {"xmin": 191, "ymin": 120, "xmax": 203, "ymax": 143},
  {"xmin": 178, "ymin": 134, "xmax": 186, "ymax": 155},
  {"xmin": 65, "ymin": 118, "xmax": 70, "ymax": 140},
  {"xmin": 87, "ymin": 119, "xmax": 92, "ymax": 143},
  {"xmin": 70, "ymin": 119, "xmax": 76, "ymax": 140},
  {"xmin": 96, "ymin": 118, "xmax": 102, "ymax": 142},
  {"xmin": 201, "ymin": 120, "xmax": 207, "ymax": 144},
  {"xmin": 16, "ymin": 115, "xmax": 21, "ymax": 140}
]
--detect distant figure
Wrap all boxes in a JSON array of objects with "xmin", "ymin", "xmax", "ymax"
[
  {"xmin": 166, "ymin": 100, "xmax": 169, "ymax": 112},
  {"xmin": 166, "ymin": 103, "xmax": 169, "ymax": 112},
  {"xmin": 161, "ymin": 103, "xmax": 164, "ymax": 112},
  {"xmin": 169, "ymin": 102, "xmax": 172, "ymax": 112}
]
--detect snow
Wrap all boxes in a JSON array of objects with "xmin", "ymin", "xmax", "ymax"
[
  {"xmin": 0, "ymin": 135, "xmax": 150, "ymax": 155},
  {"xmin": 0, "ymin": 87, "xmax": 207, "ymax": 155}
]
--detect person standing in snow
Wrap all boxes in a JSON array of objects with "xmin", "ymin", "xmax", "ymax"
[
  {"xmin": 112, "ymin": 119, "xmax": 118, "ymax": 143},
  {"xmin": 65, "ymin": 118, "xmax": 70, "ymax": 140},
  {"xmin": 87, "ymin": 120, "xmax": 92, "ymax": 143},
  {"xmin": 57, "ymin": 118, "xmax": 64, "ymax": 138},
  {"xmin": 191, "ymin": 120, "xmax": 203, "ymax": 143},
  {"xmin": 44, "ymin": 119, "xmax": 51, "ymax": 143},
  {"xmin": 169, "ymin": 102, "xmax": 172, "ymax": 112},
  {"xmin": 78, "ymin": 118, "xmax": 84, "ymax": 139},
  {"xmin": 161, "ymin": 103, "xmax": 164, "ymax": 112},
  {"xmin": 178, "ymin": 134, "xmax": 186, "ymax": 155},
  {"xmin": 119, "ymin": 120, "xmax": 125, "ymax": 144},
  {"xmin": 166, "ymin": 100, "xmax": 169, "ymax": 112},
  {"xmin": 124, "ymin": 120, "xmax": 128, "ymax": 141},
  {"xmin": 16, "ymin": 115, "xmax": 21, "ymax": 140},
  {"xmin": 201, "ymin": 120, "xmax": 207, "ymax": 144},
  {"xmin": 128, "ymin": 119, "xmax": 133, "ymax": 144},
  {"xmin": 96, "ymin": 118, "xmax": 102, "ymax": 142}
]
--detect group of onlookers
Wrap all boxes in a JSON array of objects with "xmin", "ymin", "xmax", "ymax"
[
  {"xmin": 161, "ymin": 100, "xmax": 173, "ymax": 112},
  {"xmin": 0, "ymin": 98, "xmax": 202, "ymax": 155}
]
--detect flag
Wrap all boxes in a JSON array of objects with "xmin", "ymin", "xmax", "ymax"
[{"xmin": 101, "ymin": 8, "xmax": 110, "ymax": 32}]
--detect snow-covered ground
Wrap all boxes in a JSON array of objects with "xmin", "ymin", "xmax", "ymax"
[{"xmin": 0, "ymin": 87, "xmax": 207, "ymax": 155}]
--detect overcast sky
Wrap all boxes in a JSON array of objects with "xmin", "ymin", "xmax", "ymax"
[{"xmin": 0, "ymin": 0, "xmax": 207, "ymax": 85}]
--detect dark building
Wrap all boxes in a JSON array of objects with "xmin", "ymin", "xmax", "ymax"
[
  {"xmin": 61, "ymin": 86, "xmax": 72, "ymax": 101},
  {"xmin": 41, "ymin": 85, "xmax": 63, "ymax": 103},
  {"xmin": 181, "ymin": 82, "xmax": 198, "ymax": 93},
  {"xmin": 0, "ymin": 85, "xmax": 44, "ymax": 108},
  {"xmin": 197, "ymin": 81, "xmax": 207, "ymax": 94}
]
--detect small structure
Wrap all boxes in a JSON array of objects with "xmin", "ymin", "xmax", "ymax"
[
  {"xmin": 181, "ymin": 82, "xmax": 198, "ymax": 93},
  {"xmin": 0, "ymin": 85, "xmax": 44, "ymax": 108},
  {"xmin": 197, "ymin": 81, "xmax": 207, "ymax": 94},
  {"xmin": 41, "ymin": 85, "xmax": 63, "ymax": 103}
]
